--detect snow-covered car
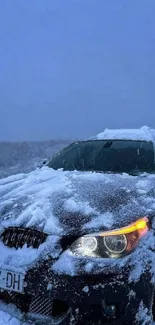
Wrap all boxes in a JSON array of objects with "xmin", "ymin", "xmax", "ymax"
[{"xmin": 0, "ymin": 126, "xmax": 155, "ymax": 325}]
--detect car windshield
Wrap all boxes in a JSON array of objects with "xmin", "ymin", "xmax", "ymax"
[{"xmin": 47, "ymin": 140, "xmax": 155, "ymax": 174}]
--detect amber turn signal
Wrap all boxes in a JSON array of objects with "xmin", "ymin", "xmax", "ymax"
[{"xmin": 99, "ymin": 217, "xmax": 149, "ymax": 237}]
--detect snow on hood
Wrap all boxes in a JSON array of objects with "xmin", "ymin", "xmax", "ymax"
[
  {"xmin": 0, "ymin": 166, "xmax": 155, "ymax": 281},
  {"xmin": 1, "ymin": 166, "xmax": 155, "ymax": 234}
]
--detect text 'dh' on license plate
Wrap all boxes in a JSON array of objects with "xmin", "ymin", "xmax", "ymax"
[{"xmin": 0, "ymin": 269, "xmax": 24, "ymax": 294}]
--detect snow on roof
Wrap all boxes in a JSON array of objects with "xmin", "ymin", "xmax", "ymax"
[{"xmin": 94, "ymin": 126, "xmax": 155, "ymax": 142}]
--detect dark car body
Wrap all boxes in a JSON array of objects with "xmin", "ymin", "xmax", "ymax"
[{"xmin": 0, "ymin": 131, "xmax": 155, "ymax": 324}]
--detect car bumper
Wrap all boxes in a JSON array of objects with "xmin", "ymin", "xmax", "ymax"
[{"xmin": 0, "ymin": 258, "xmax": 153, "ymax": 325}]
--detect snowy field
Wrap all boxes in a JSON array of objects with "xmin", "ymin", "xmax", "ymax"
[{"xmin": 0, "ymin": 140, "xmax": 70, "ymax": 180}]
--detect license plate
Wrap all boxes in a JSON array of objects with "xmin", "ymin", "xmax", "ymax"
[{"xmin": 0, "ymin": 269, "xmax": 24, "ymax": 294}]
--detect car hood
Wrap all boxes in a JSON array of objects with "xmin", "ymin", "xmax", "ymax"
[
  {"xmin": 0, "ymin": 167, "xmax": 155, "ymax": 236},
  {"xmin": 0, "ymin": 167, "xmax": 155, "ymax": 277}
]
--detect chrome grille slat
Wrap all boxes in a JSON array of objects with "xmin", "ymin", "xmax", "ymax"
[{"xmin": 1, "ymin": 227, "xmax": 47, "ymax": 249}]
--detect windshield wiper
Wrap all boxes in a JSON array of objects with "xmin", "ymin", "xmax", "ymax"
[{"xmin": 103, "ymin": 141, "xmax": 113, "ymax": 148}]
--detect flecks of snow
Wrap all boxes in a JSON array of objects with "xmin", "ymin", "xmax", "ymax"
[
  {"xmin": 128, "ymin": 289, "xmax": 136, "ymax": 300},
  {"xmin": 82, "ymin": 286, "xmax": 89, "ymax": 293},
  {"xmin": 47, "ymin": 283, "xmax": 53, "ymax": 291}
]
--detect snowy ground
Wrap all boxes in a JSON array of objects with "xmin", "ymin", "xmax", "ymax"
[
  {"xmin": 0, "ymin": 311, "xmax": 24, "ymax": 325},
  {"xmin": 0, "ymin": 140, "xmax": 70, "ymax": 179},
  {"xmin": 0, "ymin": 310, "xmax": 154, "ymax": 325}
]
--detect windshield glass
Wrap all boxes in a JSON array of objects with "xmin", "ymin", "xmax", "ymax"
[{"xmin": 47, "ymin": 140, "xmax": 155, "ymax": 174}]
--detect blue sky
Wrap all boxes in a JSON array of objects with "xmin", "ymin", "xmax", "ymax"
[{"xmin": 0, "ymin": 0, "xmax": 155, "ymax": 140}]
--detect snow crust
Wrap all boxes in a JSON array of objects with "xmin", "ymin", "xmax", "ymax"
[{"xmin": 95, "ymin": 125, "xmax": 155, "ymax": 142}]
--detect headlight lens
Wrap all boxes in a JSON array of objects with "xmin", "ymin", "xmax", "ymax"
[
  {"xmin": 70, "ymin": 217, "xmax": 149, "ymax": 258},
  {"xmin": 82, "ymin": 236, "xmax": 98, "ymax": 252},
  {"xmin": 103, "ymin": 234, "xmax": 127, "ymax": 254}
]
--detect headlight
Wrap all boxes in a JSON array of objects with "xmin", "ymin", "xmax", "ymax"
[
  {"xmin": 70, "ymin": 217, "xmax": 149, "ymax": 258},
  {"xmin": 82, "ymin": 236, "xmax": 98, "ymax": 252},
  {"xmin": 103, "ymin": 234, "xmax": 127, "ymax": 254}
]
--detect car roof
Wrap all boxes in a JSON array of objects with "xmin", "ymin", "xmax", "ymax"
[{"xmin": 91, "ymin": 126, "xmax": 155, "ymax": 143}]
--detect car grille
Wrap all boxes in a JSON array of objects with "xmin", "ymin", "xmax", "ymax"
[
  {"xmin": 29, "ymin": 294, "xmax": 52, "ymax": 316},
  {"xmin": 1, "ymin": 227, "xmax": 47, "ymax": 249}
]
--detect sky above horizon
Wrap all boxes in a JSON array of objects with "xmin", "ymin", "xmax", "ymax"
[{"xmin": 0, "ymin": 0, "xmax": 155, "ymax": 141}]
